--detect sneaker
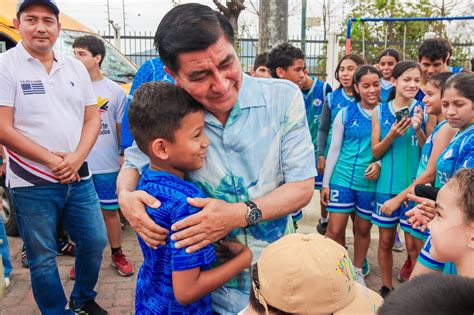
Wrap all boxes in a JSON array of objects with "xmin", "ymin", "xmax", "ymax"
[
  {"xmin": 354, "ymin": 267, "xmax": 366, "ymax": 286},
  {"xmin": 111, "ymin": 249, "xmax": 134, "ymax": 277},
  {"xmin": 362, "ymin": 258, "xmax": 370, "ymax": 277},
  {"xmin": 58, "ymin": 240, "xmax": 76, "ymax": 257},
  {"xmin": 392, "ymin": 231, "xmax": 404, "ymax": 252},
  {"xmin": 69, "ymin": 266, "xmax": 76, "ymax": 280},
  {"xmin": 316, "ymin": 218, "xmax": 328, "ymax": 235},
  {"xmin": 4, "ymin": 277, "xmax": 10, "ymax": 289},
  {"xmin": 21, "ymin": 245, "xmax": 29, "ymax": 268},
  {"xmin": 69, "ymin": 299, "xmax": 108, "ymax": 315},
  {"xmin": 379, "ymin": 285, "xmax": 393, "ymax": 299},
  {"xmin": 397, "ymin": 256, "xmax": 413, "ymax": 282}
]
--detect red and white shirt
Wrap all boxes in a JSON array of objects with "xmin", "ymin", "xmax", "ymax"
[{"xmin": 0, "ymin": 42, "xmax": 96, "ymax": 188}]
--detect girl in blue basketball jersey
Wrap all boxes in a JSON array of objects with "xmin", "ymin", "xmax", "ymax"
[
  {"xmin": 321, "ymin": 65, "xmax": 381, "ymax": 285},
  {"xmin": 317, "ymin": 54, "xmax": 365, "ymax": 235},
  {"xmin": 371, "ymin": 61, "xmax": 429, "ymax": 298},
  {"xmin": 412, "ymin": 73, "xmax": 474, "ymax": 278},
  {"xmin": 377, "ymin": 49, "xmax": 400, "ymax": 103},
  {"xmin": 380, "ymin": 73, "xmax": 456, "ymax": 279}
]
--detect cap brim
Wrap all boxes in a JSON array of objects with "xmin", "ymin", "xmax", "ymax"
[
  {"xmin": 414, "ymin": 184, "xmax": 439, "ymax": 201},
  {"xmin": 335, "ymin": 283, "xmax": 383, "ymax": 315}
]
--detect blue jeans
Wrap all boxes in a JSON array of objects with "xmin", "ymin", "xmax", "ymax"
[
  {"xmin": 0, "ymin": 216, "xmax": 12, "ymax": 278},
  {"xmin": 211, "ymin": 284, "xmax": 250, "ymax": 314},
  {"xmin": 11, "ymin": 179, "xmax": 107, "ymax": 314}
]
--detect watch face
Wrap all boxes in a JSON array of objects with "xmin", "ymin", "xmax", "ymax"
[{"xmin": 248, "ymin": 208, "xmax": 262, "ymax": 225}]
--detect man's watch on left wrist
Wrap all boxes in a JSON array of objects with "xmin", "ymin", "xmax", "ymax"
[{"xmin": 245, "ymin": 200, "xmax": 262, "ymax": 227}]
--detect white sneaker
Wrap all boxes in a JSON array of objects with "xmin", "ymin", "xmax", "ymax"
[
  {"xmin": 4, "ymin": 277, "xmax": 10, "ymax": 288},
  {"xmin": 354, "ymin": 267, "xmax": 366, "ymax": 287}
]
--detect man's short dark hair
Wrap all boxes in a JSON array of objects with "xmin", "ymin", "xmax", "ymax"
[
  {"xmin": 128, "ymin": 82, "xmax": 203, "ymax": 155},
  {"xmin": 378, "ymin": 274, "xmax": 474, "ymax": 315},
  {"xmin": 253, "ymin": 52, "xmax": 270, "ymax": 70},
  {"xmin": 153, "ymin": 3, "xmax": 234, "ymax": 74},
  {"xmin": 267, "ymin": 43, "xmax": 305, "ymax": 78},
  {"xmin": 72, "ymin": 35, "xmax": 106, "ymax": 67},
  {"xmin": 418, "ymin": 38, "xmax": 450, "ymax": 63}
]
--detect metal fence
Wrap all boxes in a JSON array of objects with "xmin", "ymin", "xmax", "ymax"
[
  {"xmin": 100, "ymin": 32, "xmax": 328, "ymax": 78},
  {"xmin": 101, "ymin": 31, "xmax": 473, "ymax": 79}
]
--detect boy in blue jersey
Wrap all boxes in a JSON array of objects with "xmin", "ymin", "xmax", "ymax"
[
  {"xmin": 268, "ymin": 43, "xmax": 332, "ymax": 228},
  {"xmin": 128, "ymin": 82, "xmax": 252, "ymax": 314},
  {"xmin": 416, "ymin": 38, "xmax": 450, "ymax": 103}
]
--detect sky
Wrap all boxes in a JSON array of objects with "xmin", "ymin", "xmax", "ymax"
[{"xmin": 55, "ymin": 0, "xmax": 347, "ymax": 39}]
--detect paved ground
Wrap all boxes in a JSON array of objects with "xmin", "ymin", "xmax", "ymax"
[{"xmin": 0, "ymin": 193, "xmax": 405, "ymax": 314}]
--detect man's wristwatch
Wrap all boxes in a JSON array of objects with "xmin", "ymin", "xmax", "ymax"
[{"xmin": 245, "ymin": 200, "xmax": 262, "ymax": 227}]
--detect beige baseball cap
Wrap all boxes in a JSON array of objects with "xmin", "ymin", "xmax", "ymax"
[{"xmin": 253, "ymin": 233, "xmax": 383, "ymax": 314}]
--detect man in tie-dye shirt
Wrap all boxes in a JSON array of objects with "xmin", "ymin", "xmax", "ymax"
[{"xmin": 117, "ymin": 4, "xmax": 316, "ymax": 314}]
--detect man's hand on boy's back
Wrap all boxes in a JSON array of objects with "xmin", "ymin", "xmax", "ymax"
[{"xmin": 171, "ymin": 198, "xmax": 248, "ymax": 254}]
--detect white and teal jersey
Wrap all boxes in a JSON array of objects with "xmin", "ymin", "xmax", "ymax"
[
  {"xmin": 376, "ymin": 100, "xmax": 426, "ymax": 195},
  {"xmin": 416, "ymin": 120, "xmax": 448, "ymax": 178},
  {"xmin": 380, "ymin": 79, "xmax": 393, "ymax": 103},
  {"xmin": 302, "ymin": 77, "xmax": 332, "ymax": 158},
  {"xmin": 330, "ymin": 103, "xmax": 377, "ymax": 192},
  {"xmin": 435, "ymin": 124, "xmax": 474, "ymax": 188},
  {"xmin": 325, "ymin": 88, "xmax": 355, "ymax": 155}
]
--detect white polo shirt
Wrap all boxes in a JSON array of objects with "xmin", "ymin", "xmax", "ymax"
[{"xmin": 0, "ymin": 42, "xmax": 96, "ymax": 188}]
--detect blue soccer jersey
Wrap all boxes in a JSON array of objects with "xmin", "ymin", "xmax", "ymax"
[
  {"xmin": 324, "ymin": 88, "xmax": 356, "ymax": 156},
  {"xmin": 121, "ymin": 58, "xmax": 175, "ymax": 150},
  {"xmin": 135, "ymin": 168, "xmax": 215, "ymax": 315},
  {"xmin": 435, "ymin": 124, "xmax": 474, "ymax": 187},
  {"xmin": 380, "ymin": 79, "xmax": 393, "ymax": 103},
  {"xmin": 303, "ymin": 77, "xmax": 332, "ymax": 157},
  {"xmin": 330, "ymin": 103, "xmax": 377, "ymax": 192},
  {"xmin": 416, "ymin": 120, "xmax": 449, "ymax": 178},
  {"xmin": 376, "ymin": 100, "xmax": 426, "ymax": 195}
]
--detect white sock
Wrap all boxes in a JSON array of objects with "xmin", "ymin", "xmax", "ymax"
[{"xmin": 320, "ymin": 217, "xmax": 329, "ymax": 224}]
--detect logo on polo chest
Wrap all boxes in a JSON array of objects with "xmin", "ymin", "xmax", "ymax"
[{"xmin": 20, "ymin": 80, "xmax": 45, "ymax": 95}]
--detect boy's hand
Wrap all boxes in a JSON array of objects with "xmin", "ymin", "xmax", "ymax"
[
  {"xmin": 216, "ymin": 240, "xmax": 249, "ymax": 262},
  {"xmin": 51, "ymin": 151, "xmax": 83, "ymax": 183}
]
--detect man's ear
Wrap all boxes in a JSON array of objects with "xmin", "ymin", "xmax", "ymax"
[
  {"xmin": 249, "ymin": 69, "xmax": 256, "ymax": 77},
  {"xmin": 275, "ymin": 67, "xmax": 286, "ymax": 79},
  {"xmin": 164, "ymin": 66, "xmax": 178, "ymax": 82},
  {"xmin": 150, "ymin": 138, "xmax": 169, "ymax": 160},
  {"xmin": 13, "ymin": 18, "xmax": 20, "ymax": 31}
]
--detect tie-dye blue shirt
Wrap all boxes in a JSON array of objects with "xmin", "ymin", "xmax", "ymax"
[
  {"xmin": 135, "ymin": 168, "xmax": 215, "ymax": 315},
  {"xmin": 124, "ymin": 73, "xmax": 316, "ymax": 290}
]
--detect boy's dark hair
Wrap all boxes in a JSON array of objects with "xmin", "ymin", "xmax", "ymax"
[
  {"xmin": 418, "ymin": 38, "xmax": 450, "ymax": 64},
  {"xmin": 253, "ymin": 52, "xmax": 270, "ymax": 70},
  {"xmin": 249, "ymin": 264, "xmax": 293, "ymax": 315},
  {"xmin": 334, "ymin": 54, "xmax": 365, "ymax": 89},
  {"xmin": 428, "ymin": 72, "xmax": 454, "ymax": 90},
  {"xmin": 72, "ymin": 35, "xmax": 106, "ymax": 67},
  {"xmin": 378, "ymin": 274, "xmax": 474, "ymax": 315},
  {"xmin": 379, "ymin": 48, "xmax": 400, "ymax": 62},
  {"xmin": 267, "ymin": 43, "xmax": 305, "ymax": 78},
  {"xmin": 442, "ymin": 72, "xmax": 474, "ymax": 102},
  {"xmin": 128, "ymin": 82, "xmax": 203, "ymax": 155},
  {"xmin": 387, "ymin": 60, "xmax": 421, "ymax": 101},
  {"xmin": 351, "ymin": 65, "xmax": 381, "ymax": 102},
  {"xmin": 154, "ymin": 3, "xmax": 234, "ymax": 74}
]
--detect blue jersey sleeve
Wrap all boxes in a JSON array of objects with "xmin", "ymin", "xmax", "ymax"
[
  {"xmin": 121, "ymin": 59, "xmax": 175, "ymax": 150},
  {"xmin": 457, "ymin": 134, "xmax": 474, "ymax": 169},
  {"xmin": 170, "ymin": 202, "xmax": 216, "ymax": 271}
]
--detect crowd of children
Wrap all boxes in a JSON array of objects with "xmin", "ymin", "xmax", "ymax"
[{"xmin": 0, "ymin": 2, "xmax": 473, "ymax": 314}]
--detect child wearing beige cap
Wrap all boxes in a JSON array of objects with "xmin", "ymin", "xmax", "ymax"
[{"xmin": 241, "ymin": 233, "xmax": 383, "ymax": 314}]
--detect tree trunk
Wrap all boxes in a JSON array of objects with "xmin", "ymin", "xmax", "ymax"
[{"xmin": 258, "ymin": 0, "xmax": 288, "ymax": 53}]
